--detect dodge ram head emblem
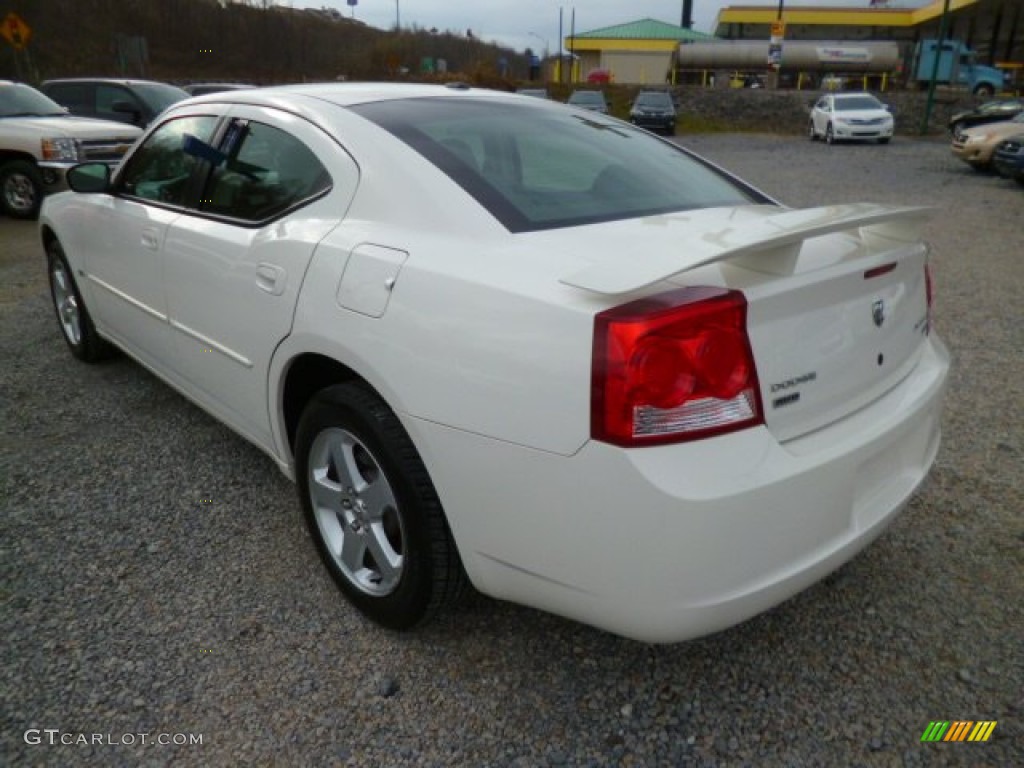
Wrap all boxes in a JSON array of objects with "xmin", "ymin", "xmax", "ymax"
[{"xmin": 872, "ymin": 299, "xmax": 886, "ymax": 328}]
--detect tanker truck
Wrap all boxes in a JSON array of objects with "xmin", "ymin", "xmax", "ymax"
[
  {"xmin": 676, "ymin": 40, "xmax": 902, "ymax": 83},
  {"xmin": 676, "ymin": 39, "xmax": 1009, "ymax": 94}
]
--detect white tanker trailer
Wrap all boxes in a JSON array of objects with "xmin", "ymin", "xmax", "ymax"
[{"xmin": 677, "ymin": 40, "xmax": 903, "ymax": 73}]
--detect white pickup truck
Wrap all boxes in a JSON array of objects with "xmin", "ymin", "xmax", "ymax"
[{"xmin": 1, "ymin": 80, "xmax": 141, "ymax": 219}]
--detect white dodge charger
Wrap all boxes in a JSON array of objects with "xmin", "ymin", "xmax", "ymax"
[{"xmin": 39, "ymin": 83, "xmax": 948, "ymax": 643}]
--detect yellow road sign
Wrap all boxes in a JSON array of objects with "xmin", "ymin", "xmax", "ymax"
[
  {"xmin": 2, "ymin": 12, "xmax": 31, "ymax": 51},
  {"xmin": 771, "ymin": 20, "xmax": 786, "ymax": 39}
]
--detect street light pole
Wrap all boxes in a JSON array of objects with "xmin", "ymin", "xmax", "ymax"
[{"xmin": 395, "ymin": 0, "xmax": 401, "ymax": 30}]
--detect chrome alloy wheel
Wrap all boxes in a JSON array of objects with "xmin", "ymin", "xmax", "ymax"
[
  {"xmin": 307, "ymin": 427, "xmax": 406, "ymax": 596},
  {"xmin": 2, "ymin": 170, "xmax": 37, "ymax": 215},
  {"xmin": 50, "ymin": 259, "xmax": 82, "ymax": 346}
]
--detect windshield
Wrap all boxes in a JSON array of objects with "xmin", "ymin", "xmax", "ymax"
[
  {"xmin": 636, "ymin": 93, "xmax": 672, "ymax": 108},
  {"xmin": 132, "ymin": 82, "xmax": 189, "ymax": 112},
  {"xmin": 834, "ymin": 96, "xmax": 884, "ymax": 111},
  {"xmin": 569, "ymin": 91, "xmax": 605, "ymax": 106},
  {"xmin": 353, "ymin": 98, "xmax": 762, "ymax": 233},
  {"xmin": 0, "ymin": 82, "xmax": 66, "ymax": 117}
]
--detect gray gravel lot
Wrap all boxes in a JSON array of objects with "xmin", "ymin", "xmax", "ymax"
[{"xmin": 2, "ymin": 134, "xmax": 1021, "ymax": 767}]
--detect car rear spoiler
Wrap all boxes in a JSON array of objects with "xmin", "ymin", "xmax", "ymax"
[{"xmin": 559, "ymin": 203, "xmax": 932, "ymax": 295}]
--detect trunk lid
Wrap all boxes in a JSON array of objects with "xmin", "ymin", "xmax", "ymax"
[
  {"xmin": 556, "ymin": 203, "xmax": 932, "ymax": 443},
  {"xmin": 740, "ymin": 233, "xmax": 930, "ymax": 442}
]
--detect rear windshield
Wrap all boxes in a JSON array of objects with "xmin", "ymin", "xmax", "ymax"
[
  {"xmin": 352, "ymin": 98, "xmax": 761, "ymax": 232},
  {"xmin": 569, "ymin": 91, "xmax": 605, "ymax": 106}
]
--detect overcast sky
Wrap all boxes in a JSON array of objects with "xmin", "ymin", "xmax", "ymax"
[{"xmin": 305, "ymin": 1, "xmax": 931, "ymax": 54}]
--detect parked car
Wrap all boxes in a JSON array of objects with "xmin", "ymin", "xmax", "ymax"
[
  {"xmin": 40, "ymin": 83, "xmax": 949, "ymax": 643},
  {"xmin": 991, "ymin": 134, "xmax": 1024, "ymax": 184},
  {"xmin": 0, "ymin": 80, "xmax": 141, "ymax": 219},
  {"xmin": 567, "ymin": 89, "xmax": 608, "ymax": 114},
  {"xmin": 808, "ymin": 92, "xmax": 894, "ymax": 145},
  {"xmin": 40, "ymin": 78, "xmax": 189, "ymax": 128},
  {"xmin": 947, "ymin": 97, "xmax": 1024, "ymax": 135},
  {"xmin": 951, "ymin": 112, "xmax": 1024, "ymax": 170},
  {"xmin": 183, "ymin": 82, "xmax": 257, "ymax": 97},
  {"xmin": 629, "ymin": 90, "xmax": 677, "ymax": 135}
]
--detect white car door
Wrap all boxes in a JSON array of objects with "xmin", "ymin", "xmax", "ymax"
[
  {"xmin": 80, "ymin": 115, "xmax": 219, "ymax": 371},
  {"xmin": 161, "ymin": 107, "xmax": 359, "ymax": 450}
]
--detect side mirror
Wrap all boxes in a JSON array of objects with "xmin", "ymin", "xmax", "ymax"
[{"xmin": 67, "ymin": 163, "xmax": 112, "ymax": 194}]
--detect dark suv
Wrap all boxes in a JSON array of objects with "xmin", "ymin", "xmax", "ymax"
[
  {"xmin": 40, "ymin": 78, "xmax": 188, "ymax": 128},
  {"xmin": 629, "ymin": 91, "xmax": 677, "ymax": 136}
]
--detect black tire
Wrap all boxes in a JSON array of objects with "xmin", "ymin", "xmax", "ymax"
[
  {"xmin": 878, "ymin": 137, "xmax": 891, "ymax": 145},
  {"xmin": 973, "ymin": 84, "xmax": 995, "ymax": 98},
  {"xmin": 0, "ymin": 160, "xmax": 43, "ymax": 219},
  {"xmin": 825, "ymin": 123, "xmax": 836, "ymax": 145},
  {"xmin": 295, "ymin": 382, "xmax": 466, "ymax": 630},
  {"xmin": 46, "ymin": 238, "xmax": 114, "ymax": 362}
]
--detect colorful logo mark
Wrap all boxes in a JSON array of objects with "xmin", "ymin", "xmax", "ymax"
[{"xmin": 921, "ymin": 721, "xmax": 997, "ymax": 742}]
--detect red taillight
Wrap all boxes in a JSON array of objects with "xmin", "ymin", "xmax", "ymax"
[{"xmin": 592, "ymin": 287, "xmax": 764, "ymax": 447}]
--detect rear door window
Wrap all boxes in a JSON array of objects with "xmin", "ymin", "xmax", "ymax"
[{"xmin": 198, "ymin": 119, "xmax": 332, "ymax": 223}]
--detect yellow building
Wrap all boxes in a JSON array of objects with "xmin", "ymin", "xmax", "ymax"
[
  {"xmin": 562, "ymin": 18, "xmax": 715, "ymax": 84},
  {"xmin": 714, "ymin": 0, "xmax": 1022, "ymax": 66}
]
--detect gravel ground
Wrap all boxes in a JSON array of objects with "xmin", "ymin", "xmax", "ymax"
[{"xmin": 2, "ymin": 134, "xmax": 1021, "ymax": 767}]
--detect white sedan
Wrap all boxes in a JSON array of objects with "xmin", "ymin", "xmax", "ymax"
[
  {"xmin": 809, "ymin": 92, "xmax": 895, "ymax": 144},
  {"xmin": 40, "ymin": 84, "xmax": 948, "ymax": 643}
]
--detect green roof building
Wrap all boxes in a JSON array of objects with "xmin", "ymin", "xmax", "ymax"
[{"xmin": 563, "ymin": 18, "xmax": 716, "ymax": 83}]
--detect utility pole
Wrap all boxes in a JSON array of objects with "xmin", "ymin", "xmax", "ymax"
[
  {"xmin": 921, "ymin": 0, "xmax": 952, "ymax": 135},
  {"xmin": 769, "ymin": 0, "xmax": 786, "ymax": 89}
]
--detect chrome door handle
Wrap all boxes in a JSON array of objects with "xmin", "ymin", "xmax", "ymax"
[{"xmin": 140, "ymin": 228, "xmax": 160, "ymax": 250}]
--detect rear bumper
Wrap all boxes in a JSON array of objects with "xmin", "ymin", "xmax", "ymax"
[{"xmin": 407, "ymin": 334, "xmax": 950, "ymax": 643}]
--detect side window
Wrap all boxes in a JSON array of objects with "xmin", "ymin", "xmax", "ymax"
[
  {"xmin": 96, "ymin": 85, "xmax": 141, "ymax": 124},
  {"xmin": 199, "ymin": 120, "xmax": 332, "ymax": 222},
  {"xmin": 47, "ymin": 83, "xmax": 90, "ymax": 113},
  {"xmin": 119, "ymin": 115, "xmax": 218, "ymax": 206}
]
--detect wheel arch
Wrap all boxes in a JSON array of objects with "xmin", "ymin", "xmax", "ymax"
[
  {"xmin": 280, "ymin": 351, "xmax": 370, "ymax": 455},
  {"xmin": 40, "ymin": 223, "xmax": 58, "ymax": 251},
  {"xmin": 0, "ymin": 149, "xmax": 39, "ymax": 167}
]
